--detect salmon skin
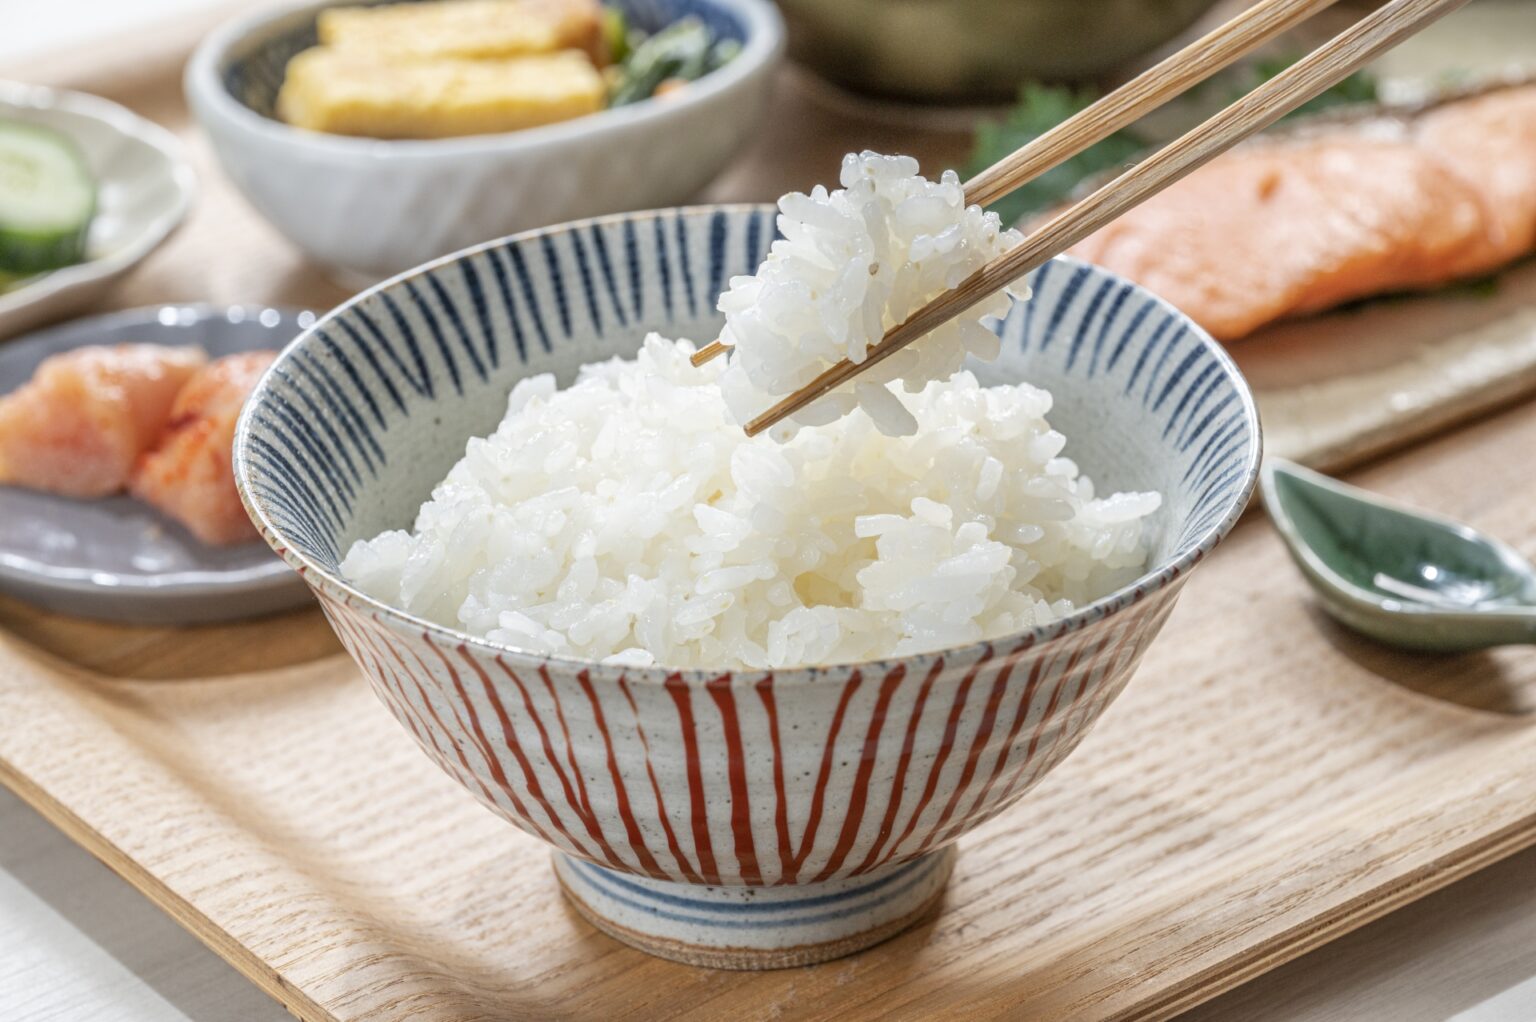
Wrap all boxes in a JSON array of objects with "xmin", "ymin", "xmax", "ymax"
[
  {"xmin": 0, "ymin": 344, "xmax": 206, "ymax": 498},
  {"xmin": 1067, "ymin": 80, "xmax": 1536, "ymax": 341},
  {"xmin": 130, "ymin": 351, "xmax": 277, "ymax": 546}
]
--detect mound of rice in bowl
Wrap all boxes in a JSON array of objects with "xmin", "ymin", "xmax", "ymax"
[
  {"xmin": 342, "ymin": 336, "xmax": 1161, "ymax": 670},
  {"xmin": 717, "ymin": 151, "xmax": 1024, "ymax": 438}
]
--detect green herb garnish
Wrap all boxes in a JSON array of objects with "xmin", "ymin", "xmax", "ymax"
[
  {"xmin": 608, "ymin": 17, "xmax": 719, "ymax": 107},
  {"xmin": 1443, "ymin": 273, "xmax": 1502, "ymax": 300},
  {"xmin": 1223, "ymin": 55, "xmax": 1379, "ymax": 119},
  {"xmin": 968, "ymin": 57, "xmax": 1381, "ymax": 225},
  {"xmin": 965, "ymin": 84, "xmax": 1144, "ymax": 227},
  {"xmin": 1336, "ymin": 271, "xmax": 1504, "ymax": 314}
]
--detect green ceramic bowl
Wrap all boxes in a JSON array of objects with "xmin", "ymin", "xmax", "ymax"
[
  {"xmin": 776, "ymin": 0, "xmax": 1224, "ymax": 101},
  {"xmin": 1262, "ymin": 460, "xmax": 1536, "ymax": 652}
]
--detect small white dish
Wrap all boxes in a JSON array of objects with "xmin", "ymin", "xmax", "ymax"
[
  {"xmin": 0, "ymin": 304, "xmax": 313, "ymax": 624},
  {"xmin": 0, "ymin": 82, "xmax": 196, "ymax": 340},
  {"xmin": 184, "ymin": 0, "xmax": 783, "ymax": 282}
]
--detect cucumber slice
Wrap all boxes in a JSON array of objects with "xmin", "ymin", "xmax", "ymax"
[{"xmin": 0, "ymin": 120, "xmax": 96, "ymax": 275}]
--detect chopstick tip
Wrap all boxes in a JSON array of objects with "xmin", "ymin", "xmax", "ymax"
[{"xmin": 691, "ymin": 340, "xmax": 729, "ymax": 367}]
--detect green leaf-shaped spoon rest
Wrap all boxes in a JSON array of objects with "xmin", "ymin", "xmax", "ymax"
[{"xmin": 1261, "ymin": 459, "xmax": 1536, "ymax": 651}]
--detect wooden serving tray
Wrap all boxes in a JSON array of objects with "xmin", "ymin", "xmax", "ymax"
[
  {"xmin": 4, "ymin": 407, "xmax": 1535, "ymax": 1022},
  {"xmin": 3, "ymin": 8, "xmax": 1536, "ymax": 1021}
]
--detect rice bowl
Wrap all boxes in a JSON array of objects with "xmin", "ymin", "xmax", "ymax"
[{"xmin": 233, "ymin": 203, "xmax": 1260, "ymax": 969}]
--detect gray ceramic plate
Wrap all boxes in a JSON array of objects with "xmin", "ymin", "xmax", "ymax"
[{"xmin": 0, "ymin": 305, "xmax": 316, "ymax": 624}]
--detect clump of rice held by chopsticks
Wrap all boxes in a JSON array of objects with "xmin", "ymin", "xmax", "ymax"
[{"xmin": 718, "ymin": 151, "xmax": 1024, "ymax": 438}]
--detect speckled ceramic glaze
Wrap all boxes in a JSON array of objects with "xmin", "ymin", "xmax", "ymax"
[{"xmin": 233, "ymin": 206, "xmax": 1261, "ymax": 968}]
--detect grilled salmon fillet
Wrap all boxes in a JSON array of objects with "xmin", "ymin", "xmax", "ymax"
[
  {"xmin": 1416, "ymin": 86, "xmax": 1536, "ymax": 273},
  {"xmin": 1067, "ymin": 83, "xmax": 1536, "ymax": 341},
  {"xmin": 0, "ymin": 344, "xmax": 206, "ymax": 498},
  {"xmin": 129, "ymin": 351, "xmax": 276, "ymax": 546}
]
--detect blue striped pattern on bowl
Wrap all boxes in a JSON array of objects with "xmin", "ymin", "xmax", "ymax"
[{"xmin": 237, "ymin": 205, "xmax": 1258, "ymax": 592}]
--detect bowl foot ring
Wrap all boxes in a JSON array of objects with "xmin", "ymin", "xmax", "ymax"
[{"xmin": 554, "ymin": 845, "xmax": 956, "ymax": 970}]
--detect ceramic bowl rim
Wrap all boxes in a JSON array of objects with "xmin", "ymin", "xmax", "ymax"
[
  {"xmin": 234, "ymin": 203, "xmax": 1264, "ymax": 687},
  {"xmin": 184, "ymin": 0, "xmax": 785, "ymax": 159},
  {"xmin": 0, "ymin": 81, "xmax": 196, "ymax": 318}
]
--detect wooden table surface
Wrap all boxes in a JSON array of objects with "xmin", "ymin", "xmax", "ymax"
[{"xmin": 4, "ymin": 3, "xmax": 1536, "ymax": 1021}]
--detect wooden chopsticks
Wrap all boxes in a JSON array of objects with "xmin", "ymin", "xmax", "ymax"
[
  {"xmin": 688, "ymin": 0, "xmax": 1344, "ymax": 371},
  {"xmin": 737, "ymin": 0, "xmax": 1470, "ymax": 437},
  {"xmin": 961, "ymin": 0, "xmax": 1342, "ymax": 207}
]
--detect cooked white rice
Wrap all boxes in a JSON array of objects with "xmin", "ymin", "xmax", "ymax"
[
  {"xmin": 718, "ymin": 151, "xmax": 1024, "ymax": 438},
  {"xmin": 342, "ymin": 336, "xmax": 1161, "ymax": 670}
]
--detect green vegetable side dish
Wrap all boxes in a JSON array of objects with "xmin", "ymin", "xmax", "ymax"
[
  {"xmin": 604, "ymin": 13, "xmax": 739, "ymax": 107},
  {"xmin": 0, "ymin": 120, "xmax": 96, "ymax": 279},
  {"xmin": 966, "ymin": 55, "xmax": 1381, "ymax": 226}
]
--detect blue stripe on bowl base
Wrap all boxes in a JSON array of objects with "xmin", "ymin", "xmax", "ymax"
[
  {"xmin": 1152, "ymin": 345, "xmax": 1205, "ymax": 413},
  {"xmin": 359, "ymin": 299, "xmax": 434, "ymax": 400},
  {"xmin": 557, "ymin": 848, "xmax": 951, "ymax": 932},
  {"xmin": 1141, "ymin": 325, "xmax": 1190, "ymax": 404},
  {"xmin": 398, "ymin": 281, "xmax": 465, "ymax": 394},
  {"xmin": 576, "ymin": 853, "xmax": 930, "ymax": 915}
]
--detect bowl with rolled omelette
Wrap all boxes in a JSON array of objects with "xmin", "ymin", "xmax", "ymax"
[{"xmin": 186, "ymin": 0, "xmax": 782, "ymax": 281}]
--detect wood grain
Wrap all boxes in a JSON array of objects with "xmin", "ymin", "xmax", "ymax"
[
  {"xmin": 2, "ymin": 396, "xmax": 1535, "ymax": 1022},
  {"xmin": 1184, "ymin": 842, "xmax": 1536, "ymax": 1021},
  {"xmin": 0, "ymin": 784, "xmax": 291, "ymax": 1022},
  {"xmin": 4, "ymin": 7, "xmax": 1536, "ymax": 1021}
]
